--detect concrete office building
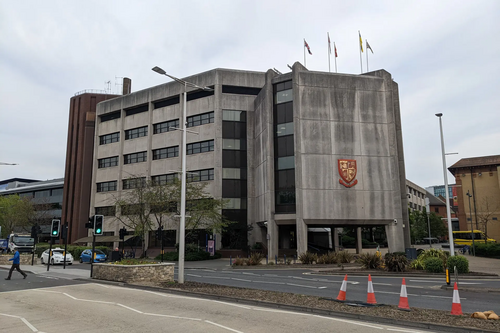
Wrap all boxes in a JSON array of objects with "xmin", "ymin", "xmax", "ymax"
[{"xmin": 90, "ymin": 63, "xmax": 409, "ymax": 257}]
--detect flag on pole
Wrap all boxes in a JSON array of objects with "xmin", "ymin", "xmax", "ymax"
[
  {"xmin": 328, "ymin": 33, "xmax": 331, "ymax": 54},
  {"xmin": 359, "ymin": 31, "xmax": 363, "ymax": 52},
  {"xmin": 304, "ymin": 39, "xmax": 312, "ymax": 55},
  {"xmin": 334, "ymin": 42, "xmax": 338, "ymax": 57},
  {"xmin": 366, "ymin": 40, "xmax": 374, "ymax": 53}
]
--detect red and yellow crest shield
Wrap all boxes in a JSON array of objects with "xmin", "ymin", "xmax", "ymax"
[{"xmin": 338, "ymin": 159, "xmax": 358, "ymax": 188}]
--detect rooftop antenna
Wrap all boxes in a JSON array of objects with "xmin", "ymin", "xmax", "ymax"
[
  {"xmin": 287, "ymin": 64, "xmax": 293, "ymax": 70},
  {"xmin": 104, "ymin": 81, "xmax": 111, "ymax": 93},
  {"xmin": 115, "ymin": 76, "xmax": 124, "ymax": 95},
  {"xmin": 273, "ymin": 68, "xmax": 282, "ymax": 75}
]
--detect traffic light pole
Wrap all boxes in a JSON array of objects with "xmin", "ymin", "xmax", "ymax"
[
  {"xmin": 161, "ymin": 226, "xmax": 164, "ymax": 263},
  {"xmin": 47, "ymin": 240, "xmax": 52, "ymax": 272},
  {"xmin": 90, "ymin": 232, "xmax": 95, "ymax": 278}
]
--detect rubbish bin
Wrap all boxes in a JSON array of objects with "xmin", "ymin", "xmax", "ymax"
[
  {"xmin": 110, "ymin": 251, "xmax": 121, "ymax": 262},
  {"xmin": 405, "ymin": 248, "xmax": 417, "ymax": 260}
]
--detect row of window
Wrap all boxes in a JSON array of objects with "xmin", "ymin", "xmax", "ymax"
[
  {"xmin": 18, "ymin": 188, "xmax": 64, "ymax": 199},
  {"xmin": 98, "ymin": 140, "xmax": 216, "ymax": 168},
  {"xmin": 99, "ymin": 112, "xmax": 215, "ymax": 145}
]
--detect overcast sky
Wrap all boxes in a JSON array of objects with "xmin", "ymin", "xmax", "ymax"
[{"xmin": 1, "ymin": 1, "xmax": 499, "ymax": 189}]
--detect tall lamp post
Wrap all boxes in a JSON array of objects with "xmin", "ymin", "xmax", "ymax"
[
  {"xmin": 435, "ymin": 113, "xmax": 455, "ymax": 256},
  {"xmin": 466, "ymin": 191, "xmax": 475, "ymax": 256},
  {"xmin": 152, "ymin": 66, "xmax": 212, "ymax": 283}
]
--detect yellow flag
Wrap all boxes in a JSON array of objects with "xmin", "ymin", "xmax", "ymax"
[{"xmin": 359, "ymin": 31, "xmax": 363, "ymax": 52}]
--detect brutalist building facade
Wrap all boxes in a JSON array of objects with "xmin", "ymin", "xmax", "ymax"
[{"xmin": 90, "ymin": 62, "xmax": 409, "ymax": 257}]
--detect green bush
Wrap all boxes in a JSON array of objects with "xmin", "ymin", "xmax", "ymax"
[
  {"xmin": 298, "ymin": 251, "xmax": 318, "ymax": 264},
  {"xmin": 337, "ymin": 250, "xmax": 354, "ymax": 263},
  {"xmin": 474, "ymin": 243, "xmax": 500, "ymax": 258},
  {"xmin": 356, "ymin": 253, "xmax": 383, "ymax": 269},
  {"xmin": 384, "ymin": 252, "xmax": 409, "ymax": 272},
  {"xmin": 317, "ymin": 252, "xmax": 338, "ymax": 264},
  {"xmin": 232, "ymin": 257, "xmax": 246, "ymax": 266},
  {"xmin": 247, "ymin": 252, "xmax": 265, "ymax": 265},
  {"xmin": 411, "ymin": 248, "xmax": 448, "ymax": 270},
  {"xmin": 341, "ymin": 235, "xmax": 355, "ymax": 248},
  {"xmin": 447, "ymin": 255, "xmax": 469, "ymax": 273},
  {"xmin": 424, "ymin": 257, "xmax": 444, "ymax": 273}
]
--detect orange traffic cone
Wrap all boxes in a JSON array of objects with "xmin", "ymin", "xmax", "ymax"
[
  {"xmin": 398, "ymin": 278, "xmax": 410, "ymax": 310},
  {"xmin": 336, "ymin": 274, "xmax": 348, "ymax": 301},
  {"xmin": 451, "ymin": 282, "xmax": 463, "ymax": 315},
  {"xmin": 367, "ymin": 274, "xmax": 377, "ymax": 304}
]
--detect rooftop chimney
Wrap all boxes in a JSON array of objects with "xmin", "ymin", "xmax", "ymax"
[{"xmin": 123, "ymin": 77, "xmax": 131, "ymax": 95}]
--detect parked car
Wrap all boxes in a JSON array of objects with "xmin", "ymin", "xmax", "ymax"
[
  {"xmin": 80, "ymin": 249, "xmax": 107, "ymax": 263},
  {"xmin": 41, "ymin": 248, "xmax": 73, "ymax": 265}
]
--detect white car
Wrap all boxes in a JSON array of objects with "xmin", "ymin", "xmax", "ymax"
[{"xmin": 40, "ymin": 248, "xmax": 73, "ymax": 265}]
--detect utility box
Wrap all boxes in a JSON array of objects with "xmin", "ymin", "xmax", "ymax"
[{"xmin": 405, "ymin": 248, "xmax": 418, "ymax": 260}]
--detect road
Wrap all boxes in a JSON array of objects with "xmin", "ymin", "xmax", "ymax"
[
  {"xmin": 180, "ymin": 268, "xmax": 500, "ymax": 313},
  {"xmin": 0, "ymin": 280, "xmax": 439, "ymax": 333}
]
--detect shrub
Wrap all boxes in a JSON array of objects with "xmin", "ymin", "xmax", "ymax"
[
  {"xmin": 447, "ymin": 255, "xmax": 469, "ymax": 273},
  {"xmin": 337, "ymin": 250, "xmax": 354, "ymax": 263},
  {"xmin": 298, "ymin": 252, "xmax": 318, "ymax": 264},
  {"xmin": 232, "ymin": 257, "xmax": 246, "ymax": 266},
  {"xmin": 247, "ymin": 252, "xmax": 265, "ymax": 266},
  {"xmin": 474, "ymin": 243, "xmax": 500, "ymax": 258},
  {"xmin": 411, "ymin": 248, "xmax": 448, "ymax": 270},
  {"xmin": 341, "ymin": 235, "xmax": 355, "ymax": 248},
  {"xmin": 424, "ymin": 257, "xmax": 444, "ymax": 273},
  {"xmin": 357, "ymin": 253, "xmax": 383, "ymax": 269},
  {"xmin": 317, "ymin": 252, "xmax": 338, "ymax": 264},
  {"xmin": 384, "ymin": 252, "xmax": 409, "ymax": 272}
]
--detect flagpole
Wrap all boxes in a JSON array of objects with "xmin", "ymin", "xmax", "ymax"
[
  {"xmin": 304, "ymin": 38, "xmax": 306, "ymax": 67},
  {"xmin": 334, "ymin": 42, "xmax": 337, "ymax": 73},
  {"xmin": 366, "ymin": 39, "xmax": 369, "ymax": 72},
  {"xmin": 327, "ymin": 33, "xmax": 331, "ymax": 72},
  {"xmin": 359, "ymin": 31, "xmax": 363, "ymax": 73}
]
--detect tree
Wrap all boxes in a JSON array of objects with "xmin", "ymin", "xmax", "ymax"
[
  {"xmin": 409, "ymin": 209, "xmax": 447, "ymax": 244},
  {"xmin": 0, "ymin": 195, "xmax": 34, "ymax": 238},
  {"xmin": 476, "ymin": 196, "xmax": 500, "ymax": 241},
  {"xmin": 110, "ymin": 176, "xmax": 233, "ymax": 256}
]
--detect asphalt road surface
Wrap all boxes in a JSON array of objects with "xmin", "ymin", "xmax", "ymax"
[
  {"xmin": 180, "ymin": 268, "xmax": 500, "ymax": 313},
  {"xmin": 0, "ymin": 282, "xmax": 438, "ymax": 333}
]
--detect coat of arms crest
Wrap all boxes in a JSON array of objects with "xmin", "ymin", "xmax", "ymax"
[{"xmin": 338, "ymin": 159, "xmax": 358, "ymax": 188}]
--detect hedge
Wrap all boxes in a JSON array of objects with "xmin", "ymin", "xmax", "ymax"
[
  {"xmin": 474, "ymin": 243, "xmax": 500, "ymax": 258},
  {"xmin": 447, "ymin": 255, "xmax": 469, "ymax": 273}
]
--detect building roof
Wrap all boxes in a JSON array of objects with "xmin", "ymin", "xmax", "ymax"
[
  {"xmin": 448, "ymin": 155, "xmax": 500, "ymax": 172},
  {"xmin": 0, "ymin": 178, "xmax": 64, "ymax": 195},
  {"xmin": 426, "ymin": 191, "xmax": 446, "ymax": 206}
]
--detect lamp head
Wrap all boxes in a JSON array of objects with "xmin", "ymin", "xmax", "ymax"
[
  {"xmin": 435, "ymin": 113, "xmax": 443, "ymax": 117},
  {"xmin": 152, "ymin": 66, "xmax": 166, "ymax": 75}
]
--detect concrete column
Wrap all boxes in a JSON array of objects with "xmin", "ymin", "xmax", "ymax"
[
  {"xmin": 386, "ymin": 223, "xmax": 405, "ymax": 253},
  {"xmin": 267, "ymin": 220, "xmax": 279, "ymax": 260},
  {"xmin": 333, "ymin": 228, "xmax": 339, "ymax": 251},
  {"xmin": 356, "ymin": 227, "xmax": 362, "ymax": 254},
  {"xmin": 296, "ymin": 218, "xmax": 308, "ymax": 256}
]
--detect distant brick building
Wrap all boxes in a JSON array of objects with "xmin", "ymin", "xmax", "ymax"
[{"xmin": 448, "ymin": 155, "xmax": 500, "ymax": 241}]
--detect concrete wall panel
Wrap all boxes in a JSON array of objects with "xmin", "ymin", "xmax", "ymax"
[{"xmin": 298, "ymin": 120, "xmax": 332, "ymax": 154}]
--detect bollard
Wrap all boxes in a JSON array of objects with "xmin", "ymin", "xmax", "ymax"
[
  {"xmin": 275, "ymin": 255, "xmax": 278, "ymax": 265},
  {"xmin": 230, "ymin": 255, "xmax": 232, "ymax": 266},
  {"xmin": 446, "ymin": 267, "xmax": 450, "ymax": 285},
  {"xmin": 266, "ymin": 255, "xmax": 268, "ymax": 265}
]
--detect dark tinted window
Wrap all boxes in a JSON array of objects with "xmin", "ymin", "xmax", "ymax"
[
  {"xmin": 153, "ymin": 146, "xmax": 179, "ymax": 160},
  {"xmin": 222, "ymin": 85, "xmax": 261, "ymax": 95},
  {"xmin": 99, "ymin": 132, "xmax": 120, "ymax": 145},
  {"xmin": 125, "ymin": 104, "xmax": 148, "ymax": 116},
  {"xmin": 222, "ymin": 122, "xmax": 246, "ymax": 139},
  {"xmin": 125, "ymin": 126, "xmax": 148, "ymax": 140},
  {"xmin": 222, "ymin": 150, "xmax": 247, "ymax": 168},
  {"xmin": 153, "ymin": 119, "xmax": 179, "ymax": 134},
  {"xmin": 97, "ymin": 181, "xmax": 117, "ymax": 192},
  {"xmin": 222, "ymin": 179, "xmax": 247, "ymax": 198},
  {"xmin": 124, "ymin": 152, "xmax": 147, "ymax": 164},
  {"xmin": 153, "ymin": 96, "xmax": 180, "ymax": 109},
  {"xmin": 100, "ymin": 111, "xmax": 121, "ymax": 122},
  {"xmin": 187, "ymin": 112, "xmax": 214, "ymax": 128},
  {"xmin": 98, "ymin": 156, "xmax": 119, "ymax": 168},
  {"xmin": 186, "ymin": 140, "xmax": 214, "ymax": 155},
  {"xmin": 187, "ymin": 89, "xmax": 214, "ymax": 101}
]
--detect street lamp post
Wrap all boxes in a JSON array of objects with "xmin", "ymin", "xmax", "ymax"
[
  {"xmin": 466, "ymin": 190, "xmax": 475, "ymax": 256},
  {"xmin": 435, "ymin": 113, "xmax": 455, "ymax": 256},
  {"xmin": 152, "ymin": 66, "xmax": 212, "ymax": 283}
]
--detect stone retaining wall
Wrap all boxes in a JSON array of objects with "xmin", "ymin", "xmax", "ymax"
[
  {"xmin": 0, "ymin": 254, "xmax": 33, "ymax": 265},
  {"xmin": 92, "ymin": 263, "xmax": 175, "ymax": 283}
]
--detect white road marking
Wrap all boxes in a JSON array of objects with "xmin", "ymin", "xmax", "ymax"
[
  {"xmin": 0, "ymin": 313, "xmax": 38, "ymax": 332},
  {"xmin": 187, "ymin": 274, "xmax": 202, "ymax": 277},
  {"xmin": 313, "ymin": 314, "xmax": 385, "ymax": 330},
  {"xmin": 242, "ymin": 272, "xmax": 259, "ymax": 276},
  {"xmin": 286, "ymin": 283, "xmax": 318, "ymax": 289},
  {"xmin": 205, "ymin": 320, "xmax": 244, "ymax": 333},
  {"xmin": 409, "ymin": 280, "xmax": 444, "ymax": 283},
  {"xmin": 144, "ymin": 312, "xmax": 201, "ymax": 321},
  {"xmin": 373, "ymin": 283, "xmax": 392, "ymax": 286},
  {"xmin": 231, "ymin": 278, "xmax": 252, "ymax": 282},
  {"xmin": 117, "ymin": 303, "xmax": 143, "ymax": 313},
  {"xmin": 318, "ymin": 286, "xmax": 328, "ymax": 289},
  {"xmin": 252, "ymin": 280, "xmax": 285, "ymax": 285}
]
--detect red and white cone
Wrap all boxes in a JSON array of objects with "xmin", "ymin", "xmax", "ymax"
[
  {"xmin": 367, "ymin": 274, "xmax": 377, "ymax": 304},
  {"xmin": 398, "ymin": 278, "xmax": 410, "ymax": 310},
  {"xmin": 451, "ymin": 282, "xmax": 463, "ymax": 315},
  {"xmin": 336, "ymin": 274, "xmax": 348, "ymax": 301}
]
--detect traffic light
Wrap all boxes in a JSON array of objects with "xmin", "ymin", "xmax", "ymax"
[
  {"xmin": 155, "ymin": 228, "xmax": 161, "ymax": 240},
  {"xmin": 51, "ymin": 219, "xmax": 61, "ymax": 237},
  {"xmin": 85, "ymin": 216, "xmax": 94, "ymax": 229},
  {"xmin": 119, "ymin": 227, "xmax": 126, "ymax": 240},
  {"xmin": 94, "ymin": 215, "xmax": 104, "ymax": 235},
  {"xmin": 61, "ymin": 222, "xmax": 68, "ymax": 240},
  {"xmin": 31, "ymin": 225, "xmax": 37, "ymax": 238}
]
